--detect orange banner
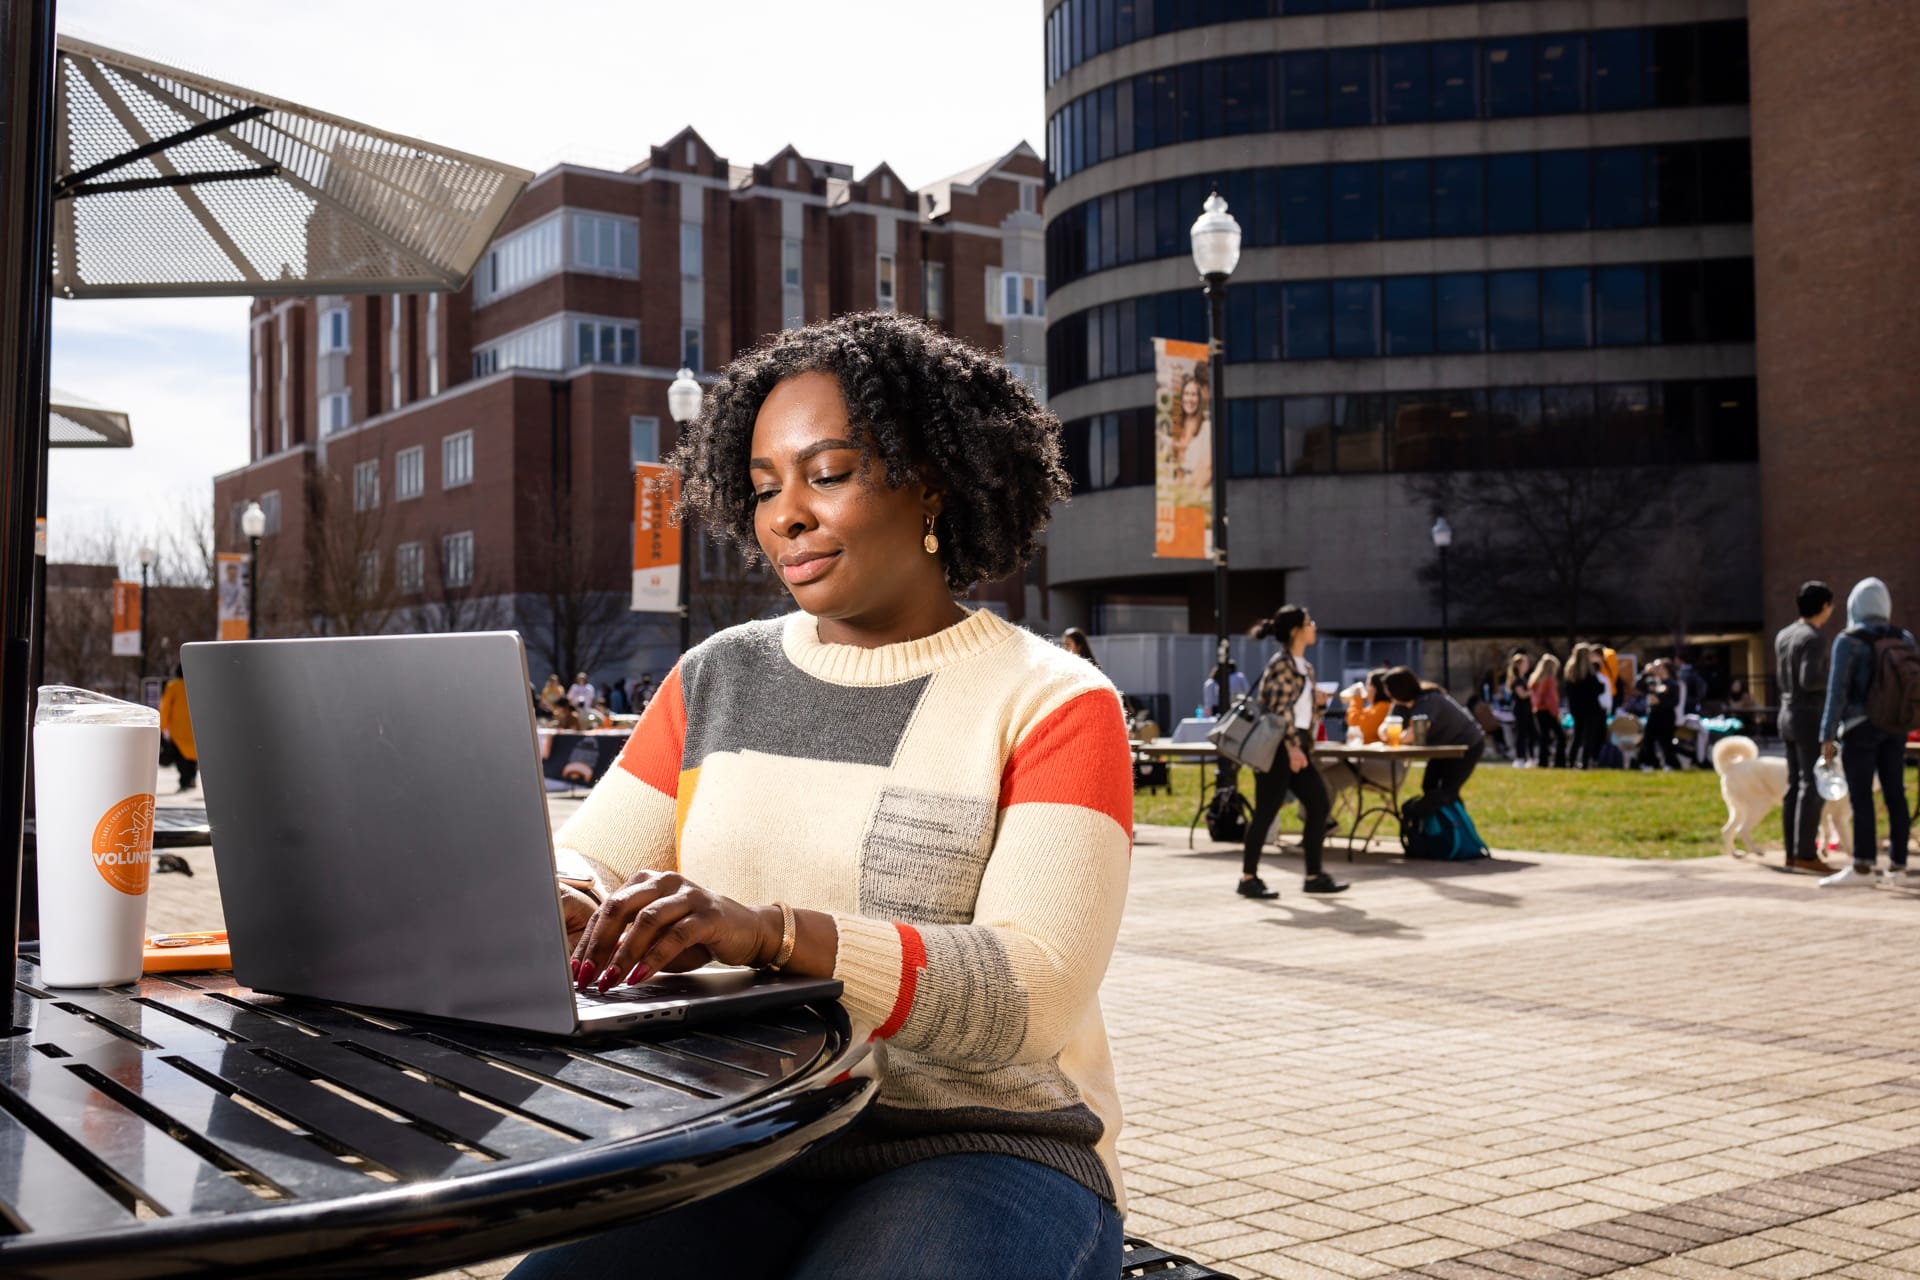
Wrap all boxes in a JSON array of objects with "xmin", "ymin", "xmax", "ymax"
[
  {"xmin": 111, "ymin": 580, "xmax": 140, "ymax": 656},
  {"xmin": 631, "ymin": 464, "xmax": 682, "ymax": 613},
  {"xmin": 1154, "ymin": 337, "xmax": 1213, "ymax": 560},
  {"xmin": 215, "ymin": 552, "xmax": 250, "ymax": 641}
]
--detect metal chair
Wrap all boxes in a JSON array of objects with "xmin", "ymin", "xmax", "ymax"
[{"xmin": 1121, "ymin": 1236, "xmax": 1241, "ymax": 1278}]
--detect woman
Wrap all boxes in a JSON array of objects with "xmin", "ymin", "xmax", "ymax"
[
  {"xmin": 538, "ymin": 674, "xmax": 566, "ymax": 716},
  {"xmin": 1176, "ymin": 372, "xmax": 1211, "ymax": 489},
  {"xmin": 1351, "ymin": 668, "xmax": 1394, "ymax": 744},
  {"xmin": 1061, "ymin": 626, "xmax": 1099, "ymax": 666},
  {"xmin": 1382, "ymin": 667, "xmax": 1486, "ymax": 816},
  {"xmin": 1563, "ymin": 644, "xmax": 1605, "ymax": 769},
  {"xmin": 517, "ymin": 314, "xmax": 1129, "ymax": 1279},
  {"xmin": 1239, "ymin": 605, "xmax": 1346, "ymax": 900},
  {"xmin": 157, "ymin": 664, "xmax": 197, "ymax": 792},
  {"xmin": 1504, "ymin": 651, "xmax": 1535, "ymax": 768},
  {"xmin": 1529, "ymin": 653, "xmax": 1566, "ymax": 768},
  {"xmin": 1201, "ymin": 660, "xmax": 1249, "ymax": 717}
]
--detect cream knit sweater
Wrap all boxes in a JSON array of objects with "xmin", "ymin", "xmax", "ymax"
[{"xmin": 552, "ymin": 607, "xmax": 1135, "ymax": 1206}]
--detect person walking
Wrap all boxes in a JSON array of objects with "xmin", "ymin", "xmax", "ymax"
[
  {"xmin": 157, "ymin": 664, "xmax": 197, "ymax": 792},
  {"xmin": 1817, "ymin": 577, "xmax": 1918, "ymax": 888},
  {"xmin": 1239, "ymin": 604, "xmax": 1345, "ymax": 899},
  {"xmin": 1775, "ymin": 581, "xmax": 1836, "ymax": 873},
  {"xmin": 1634, "ymin": 660, "xmax": 1684, "ymax": 770},
  {"xmin": 1504, "ymin": 652, "xmax": 1535, "ymax": 767},
  {"xmin": 1529, "ymin": 653, "xmax": 1566, "ymax": 768},
  {"xmin": 1563, "ymin": 644, "xmax": 1604, "ymax": 768}
]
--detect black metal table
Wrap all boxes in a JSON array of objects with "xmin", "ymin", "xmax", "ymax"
[{"xmin": 0, "ymin": 958, "xmax": 872, "ymax": 1279}]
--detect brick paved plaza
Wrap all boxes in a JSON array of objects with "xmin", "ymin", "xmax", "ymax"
[{"xmin": 145, "ymin": 789, "xmax": 1920, "ymax": 1280}]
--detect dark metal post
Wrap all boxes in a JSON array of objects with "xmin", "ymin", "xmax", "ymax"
[
  {"xmin": 1204, "ymin": 272, "xmax": 1232, "ymax": 798},
  {"xmin": 247, "ymin": 534, "xmax": 260, "ymax": 639},
  {"xmin": 0, "ymin": 0, "xmax": 58, "ymax": 963},
  {"xmin": 1439, "ymin": 542, "xmax": 1451, "ymax": 691},
  {"xmin": 139, "ymin": 562, "xmax": 150, "ymax": 674},
  {"xmin": 677, "ymin": 499, "xmax": 691, "ymax": 655}
]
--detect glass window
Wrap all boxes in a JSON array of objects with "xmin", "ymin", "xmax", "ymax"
[
  {"xmin": 1595, "ymin": 266, "xmax": 1648, "ymax": 347},
  {"xmin": 1115, "ymin": 189, "xmax": 1136, "ymax": 266},
  {"xmin": 1541, "ymin": 267, "xmax": 1593, "ymax": 349},
  {"xmin": 1387, "ymin": 390, "xmax": 1483, "ymax": 472},
  {"xmin": 682, "ymin": 326, "xmax": 703, "ymax": 370},
  {"xmin": 1229, "ymin": 399, "xmax": 1259, "ymax": 477},
  {"xmin": 1429, "ymin": 41, "xmax": 1478, "ymax": 120},
  {"xmin": 782, "ymin": 239, "xmax": 802, "ymax": 287},
  {"xmin": 1592, "ymin": 148, "xmax": 1648, "ymax": 229},
  {"xmin": 442, "ymin": 430, "xmax": 474, "ymax": 489},
  {"xmin": 1227, "ymin": 285, "xmax": 1255, "ymax": 364},
  {"xmin": 1598, "ymin": 383, "xmax": 1659, "ymax": 463},
  {"xmin": 1538, "ymin": 151, "xmax": 1589, "ymax": 232},
  {"xmin": 1383, "ymin": 276, "xmax": 1433, "ymax": 356},
  {"xmin": 1256, "ymin": 398, "xmax": 1283, "ymax": 476},
  {"xmin": 1432, "ymin": 157, "xmax": 1482, "ymax": 237},
  {"xmin": 630, "ymin": 415, "xmax": 660, "ymax": 466},
  {"xmin": 1648, "ymin": 24, "xmax": 1698, "ymax": 108},
  {"xmin": 1485, "ymin": 152, "xmax": 1537, "ymax": 234},
  {"xmin": 1656, "ymin": 260, "xmax": 1705, "ymax": 344},
  {"xmin": 1486, "ymin": 387, "xmax": 1543, "ymax": 466},
  {"xmin": 1133, "ymin": 77, "xmax": 1156, "ymax": 152},
  {"xmin": 1284, "ymin": 395, "xmax": 1335, "ymax": 476},
  {"xmin": 1201, "ymin": 59, "xmax": 1227, "ymax": 138},
  {"xmin": 1698, "ymin": 20, "xmax": 1749, "ymax": 105},
  {"xmin": 1329, "ymin": 163, "xmax": 1378, "ymax": 242},
  {"xmin": 1281, "ymin": 51, "xmax": 1326, "ymax": 130},
  {"xmin": 1332, "ymin": 394, "xmax": 1385, "ymax": 473},
  {"xmin": 1382, "ymin": 160, "xmax": 1431, "ymax": 240},
  {"xmin": 1698, "ymin": 139, "xmax": 1752, "ymax": 224},
  {"xmin": 1652, "ymin": 143, "xmax": 1702, "ymax": 226},
  {"xmin": 1589, "ymin": 28, "xmax": 1645, "ymax": 111},
  {"xmin": 1280, "ymin": 166, "xmax": 1328, "ymax": 244},
  {"xmin": 680, "ymin": 223, "xmax": 702, "ymax": 277},
  {"xmin": 1534, "ymin": 34, "xmax": 1586, "ymax": 114},
  {"xmin": 1252, "ymin": 282, "xmax": 1282, "ymax": 362},
  {"xmin": 1332, "ymin": 279, "xmax": 1379, "ymax": 358},
  {"xmin": 1702, "ymin": 258, "xmax": 1755, "ymax": 342},
  {"xmin": 923, "ymin": 261, "xmax": 947, "ymax": 324},
  {"xmin": 395, "ymin": 446, "xmax": 424, "ymax": 500},
  {"xmin": 876, "ymin": 255, "xmax": 895, "ymax": 312},
  {"xmin": 1485, "ymin": 38, "xmax": 1534, "ymax": 117},
  {"xmin": 1488, "ymin": 270, "xmax": 1540, "ymax": 351},
  {"xmin": 1434, "ymin": 273, "xmax": 1485, "ymax": 353},
  {"xmin": 1542, "ymin": 385, "xmax": 1596, "ymax": 433},
  {"xmin": 1177, "ymin": 62, "xmax": 1203, "ymax": 141},
  {"xmin": 1283, "ymin": 282, "xmax": 1330, "ymax": 359},
  {"xmin": 1381, "ymin": 45, "xmax": 1430, "ymax": 125},
  {"xmin": 442, "ymin": 532, "xmax": 474, "ymax": 589},
  {"xmin": 1327, "ymin": 47, "xmax": 1374, "ymax": 127}
]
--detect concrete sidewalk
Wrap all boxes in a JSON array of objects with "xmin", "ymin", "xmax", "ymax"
[{"xmin": 143, "ymin": 805, "xmax": 1920, "ymax": 1280}]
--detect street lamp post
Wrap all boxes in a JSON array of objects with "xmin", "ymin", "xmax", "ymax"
[
  {"xmin": 666, "ymin": 368, "xmax": 703, "ymax": 656},
  {"xmin": 136, "ymin": 544, "xmax": 156, "ymax": 679},
  {"xmin": 240, "ymin": 501, "xmax": 266, "ymax": 639},
  {"xmin": 1191, "ymin": 191, "xmax": 1243, "ymax": 806},
  {"xmin": 1431, "ymin": 516, "xmax": 1453, "ymax": 691}
]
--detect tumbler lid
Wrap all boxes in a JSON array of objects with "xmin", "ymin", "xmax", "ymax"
[{"xmin": 35, "ymin": 685, "xmax": 159, "ymax": 727}]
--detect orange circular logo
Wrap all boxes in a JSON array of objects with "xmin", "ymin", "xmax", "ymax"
[{"xmin": 90, "ymin": 794, "xmax": 154, "ymax": 896}]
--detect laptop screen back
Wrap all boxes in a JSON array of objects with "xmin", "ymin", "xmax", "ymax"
[{"xmin": 181, "ymin": 633, "xmax": 581, "ymax": 1034}]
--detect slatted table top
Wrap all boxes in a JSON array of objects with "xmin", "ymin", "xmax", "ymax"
[{"xmin": 0, "ymin": 959, "xmax": 872, "ymax": 1280}]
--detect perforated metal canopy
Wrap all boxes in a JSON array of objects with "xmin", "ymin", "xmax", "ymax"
[
  {"xmin": 47, "ymin": 388, "xmax": 131, "ymax": 448},
  {"xmin": 51, "ymin": 36, "xmax": 532, "ymax": 299}
]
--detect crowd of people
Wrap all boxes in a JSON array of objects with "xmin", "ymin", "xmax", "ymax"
[
  {"xmin": 1474, "ymin": 641, "xmax": 1728, "ymax": 772},
  {"xmin": 533, "ymin": 671, "xmax": 653, "ymax": 731}
]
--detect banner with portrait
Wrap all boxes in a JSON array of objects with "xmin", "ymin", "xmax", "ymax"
[
  {"xmin": 215, "ymin": 552, "xmax": 250, "ymax": 641},
  {"xmin": 631, "ymin": 463, "xmax": 681, "ymax": 613},
  {"xmin": 1153, "ymin": 337, "xmax": 1213, "ymax": 560},
  {"xmin": 111, "ymin": 580, "xmax": 140, "ymax": 657}
]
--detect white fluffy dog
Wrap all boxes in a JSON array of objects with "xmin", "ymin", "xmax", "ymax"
[{"xmin": 1712, "ymin": 735, "xmax": 1851, "ymax": 858}]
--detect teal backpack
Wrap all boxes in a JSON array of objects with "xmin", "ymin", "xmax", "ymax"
[{"xmin": 1402, "ymin": 799, "xmax": 1490, "ymax": 861}]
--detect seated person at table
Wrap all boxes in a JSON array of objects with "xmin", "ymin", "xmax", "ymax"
[
  {"xmin": 549, "ymin": 699, "xmax": 581, "ymax": 731},
  {"xmin": 1318, "ymin": 669, "xmax": 1406, "ymax": 803},
  {"xmin": 1381, "ymin": 667, "xmax": 1486, "ymax": 818},
  {"xmin": 514, "ymin": 314, "xmax": 1129, "ymax": 1280}
]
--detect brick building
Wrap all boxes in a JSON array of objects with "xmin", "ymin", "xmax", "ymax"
[{"xmin": 214, "ymin": 130, "xmax": 1048, "ymax": 684}]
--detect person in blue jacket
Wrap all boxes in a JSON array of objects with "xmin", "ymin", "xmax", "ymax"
[{"xmin": 1816, "ymin": 577, "xmax": 1916, "ymax": 889}]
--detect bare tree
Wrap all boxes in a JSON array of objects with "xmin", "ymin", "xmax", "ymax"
[
  {"xmin": 41, "ymin": 568, "xmax": 119, "ymax": 694},
  {"xmin": 301, "ymin": 465, "xmax": 402, "ymax": 637},
  {"xmin": 690, "ymin": 527, "xmax": 784, "ymax": 642},
  {"xmin": 519, "ymin": 485, "xmax": 630, "ymax": 681}
]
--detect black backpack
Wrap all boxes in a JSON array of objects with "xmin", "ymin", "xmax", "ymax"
[
  {"xmin": 1863, "ymin": 630, "xmax": 1920, "ymax": 734},
  {"xmin": 1204, "ymin": 785, "xmax": 1250, "ymax": 843}
]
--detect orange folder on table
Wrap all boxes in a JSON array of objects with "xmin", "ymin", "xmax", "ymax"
[{"xmin": 142, "ymin": 931, "xmax": 232, "ymax": 972}]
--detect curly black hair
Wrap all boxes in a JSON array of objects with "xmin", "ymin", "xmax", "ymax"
[{"xmin": 670, "ymin": 311, "xmax": 1070, "ymax": 592}]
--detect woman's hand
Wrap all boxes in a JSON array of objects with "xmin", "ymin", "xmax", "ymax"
[
  {"xmin": 1822, "ymin": 741, "xmax": 1838, "ymax": 765},
  {"xmin": 570, "ymin": 869, "xmax": 776, "ymax": 993},
  {"xmin": 1288, "ymin": 744, "xmax": 1309, "ymax": 772},
  {"xmin": 556, "ymin": 883, "xmax": 599, "ymax": 951}
]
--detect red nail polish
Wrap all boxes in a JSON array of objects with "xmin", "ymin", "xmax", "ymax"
[
  {"xmin": 626, "ymin": 964, "xmax": 651, "ymax": 985},
  {"xmin": 597, "ymin": 966, "xmax": 616, "ymax": 993}
]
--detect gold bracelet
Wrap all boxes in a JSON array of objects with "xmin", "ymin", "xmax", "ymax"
[{"xmin": 768, "ymin": 902, "xmax": 797, "ymax": 971}]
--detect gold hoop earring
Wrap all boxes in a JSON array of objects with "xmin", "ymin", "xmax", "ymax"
[{"xmin": 923, "ymin": 515, "xmax": 940, "ymax": 556}]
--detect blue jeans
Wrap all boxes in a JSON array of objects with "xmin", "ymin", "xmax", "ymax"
[
  {"xmin": 506, "ymin": 1153, "xmax": 1122, "ymax": 1280},
  {"xmin": 1842, "ymin": 723, "xmax": 1913, "ymax": 871}
]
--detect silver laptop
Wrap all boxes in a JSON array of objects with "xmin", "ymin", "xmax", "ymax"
[{"xmin": 180, "ymin": 632, "xmax": 840, "ymax": 1037}]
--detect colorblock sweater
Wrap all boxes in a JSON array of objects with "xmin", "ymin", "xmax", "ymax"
[{"xmin": 551, "ymin": 607, "xmax": 1135, "ymax": 1207}]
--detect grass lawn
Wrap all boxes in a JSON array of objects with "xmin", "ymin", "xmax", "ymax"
[{"xmin": 1134, "ymin": 757, "xmax": 1913, "ymax": 861}]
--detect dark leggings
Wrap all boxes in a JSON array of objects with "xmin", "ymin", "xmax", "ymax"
[
  {"xmin": 1420, "ymin": 741, "xmax": 1484, "ymax": 810},
  {"xmin": 1534, "ymin": 710, "xmax": 1566, "ymax": 767},
  {"xmin": 1510, "ymin": 699, "xmax": 1535, "ymax": 761},
  {"xmin": 1244, "ymin": 755, "xmax": 1330, "ymax": 879}
]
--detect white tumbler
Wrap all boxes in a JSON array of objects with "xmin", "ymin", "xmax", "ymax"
[{"xmin": 33, "ymin": 686, "xmax": 160, "ymax": 987}]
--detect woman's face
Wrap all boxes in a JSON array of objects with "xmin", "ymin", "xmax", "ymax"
[
  {"xmin": 1296, "ymin": 615, "xmax": 1317, "ymax": 648},
  {"xmin": 750, "ymin": 371, "xmax": 944, "ymax": 629},
  {"xmin": 1181, "ymin": 380, "xmax": 1201, "ymax": 418}
]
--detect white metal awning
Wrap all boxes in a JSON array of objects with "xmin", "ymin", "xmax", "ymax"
[
  {"xmin": 51, "ymin": 36, "xmax": 531, "ymax": 299},
  {"xmin": 47, "ymin": 388, "xmax": 131, "ymax": 448}
]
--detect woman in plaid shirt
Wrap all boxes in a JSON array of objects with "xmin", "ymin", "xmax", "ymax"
[{"xmin": 1241, "ymin": 605, "xmax": 1349, "ymax": 899}]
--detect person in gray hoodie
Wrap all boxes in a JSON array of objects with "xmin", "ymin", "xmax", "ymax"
[{"xmin": 1816, "ymin": 577, "xmax": 1917, "ymax": 888}]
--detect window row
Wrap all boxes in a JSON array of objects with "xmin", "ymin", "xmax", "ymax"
[
  {"xmin": 389, "ymin": 532, "xmax": 475, "ymax": 595},
  {"xmin": 1047, "ymin": 22, "xmax": 1749, "ymax": 184},
  {"xmin": 1046, "ymin": 0, "xmax": 1523, "ymax": 86},
  {"xmin": 1061, "ymin": 377, "xmax": 1758, "ymax": 491},
  {"xmin": 471, "ymin": 314, "xmax": 640, "ymax": 377},
  {"xmin": 473, "ymin": 210, "xmax": 640, "ymax": 307},
  {"xmin": 1046, "ymin": 258, "xmax": 1755, "ymax": 395},
  {"xmin": 1046, "ymin": 140, "xmax": 1753, "ymax": 288},
  {"xmin": 341, "ymin": 438, "xmax": 468, "ymax": 514}
]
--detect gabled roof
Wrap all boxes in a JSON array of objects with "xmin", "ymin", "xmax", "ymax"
[{"xmin": 918, "ymin": 141, "xmax": 1040, "ymax": 220}]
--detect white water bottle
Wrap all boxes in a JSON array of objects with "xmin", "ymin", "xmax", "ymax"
[{"xmin": 33, "ymin": 686, "xmax": 160, "ymax": 987}]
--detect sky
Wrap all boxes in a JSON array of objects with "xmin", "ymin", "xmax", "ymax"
[{"xmin": 49, "ymin": 0, "xmax": 1048, "ymax": 565}]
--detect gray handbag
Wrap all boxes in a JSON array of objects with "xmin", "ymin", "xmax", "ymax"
[{"xmin": 1208, "ymin": 692, "xmax": 1286, "ymax": 772}]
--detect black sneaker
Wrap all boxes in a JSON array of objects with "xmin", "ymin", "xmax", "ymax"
[
  {"xmin": 1237, "ymin": 877, "xmax": 1279, "ymax": 899},
  {"xmin": 1303, "ymin": 874, "xmax": 1349, "ymax": 895}
]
